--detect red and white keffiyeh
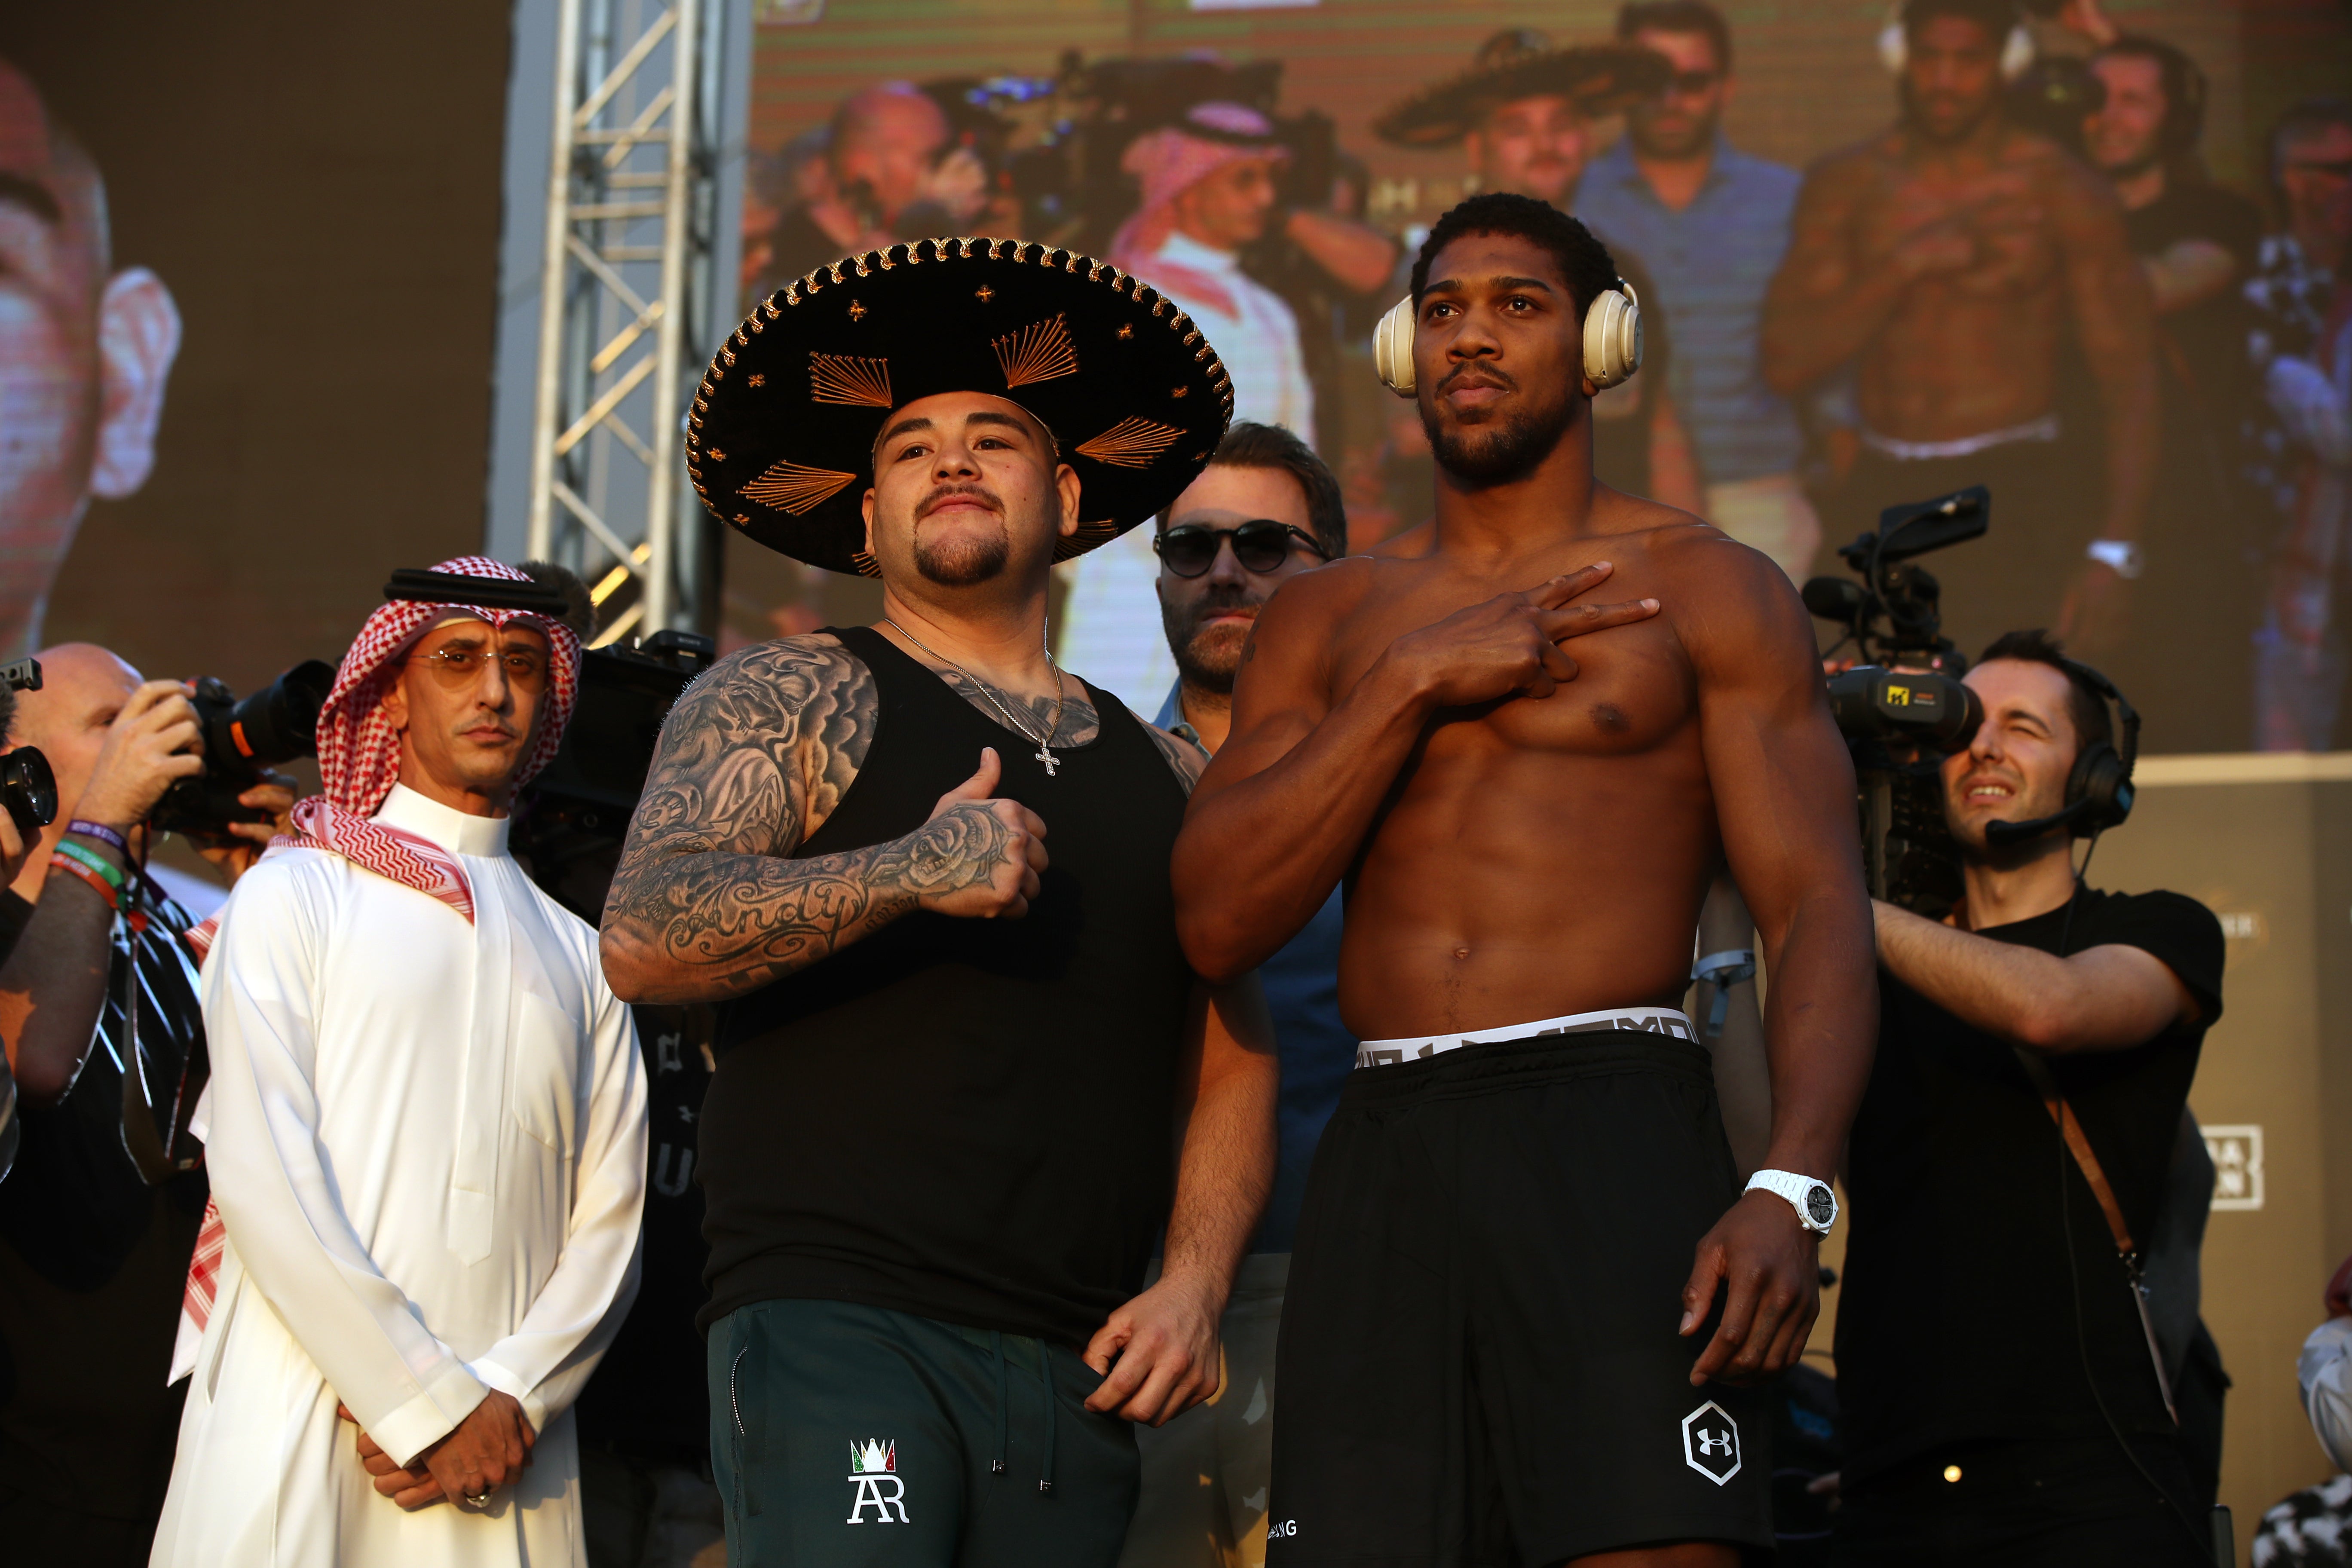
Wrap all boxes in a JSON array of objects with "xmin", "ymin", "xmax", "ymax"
[
  {"xmin": 175, "ymin": 556, "xmax": 582, "ymax": 1368},
  {"xmin": 184, "ymin": 556, "xmax": 582, "ymax": 959},
  {"xmin": 1108, "ymin": 102, "xmax": 1290, "ymax": 321}
]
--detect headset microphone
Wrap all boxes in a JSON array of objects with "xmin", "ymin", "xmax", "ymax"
[{"xmin": 1983, "ymin": 795, "xmax": 2095, "ymax": 848}]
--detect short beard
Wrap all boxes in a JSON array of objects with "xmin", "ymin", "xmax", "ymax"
[
  {"xmin": 910, "ymin": 487, "xmax": 1013, "ymax": 587},
  {"xmin": 1162, "ymin": 582, "xmax": 1257, "ymax": 695},
  {"xmin": 1422, "ymin": 386, "xmax": 1576, "ymax": 489}
]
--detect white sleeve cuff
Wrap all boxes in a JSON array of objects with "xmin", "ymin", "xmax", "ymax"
[
  {"xmin": 369, "ymin": 1361, "xmax": 492, "ymax": 1471},
  {"xmin": 472, "ymin": 1357, "xmax": 550, "ymax": 1436}
]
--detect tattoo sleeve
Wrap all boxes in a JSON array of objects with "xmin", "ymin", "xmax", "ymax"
[
  {"xmin": 598, "ymin": 637, "xmax": 1008, "ymax": 1004},
  {"xmin": 1142, "ymin": 722, "xmax": 1209, "ymax": 796}
]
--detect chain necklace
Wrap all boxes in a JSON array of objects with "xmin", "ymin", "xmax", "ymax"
[{"xmin": 883, "ymin": 617, "xmax": 1069, "ymax": 777}]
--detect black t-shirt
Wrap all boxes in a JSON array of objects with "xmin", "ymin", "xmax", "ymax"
[
  {"xmin": 2125, "ymin": 180, "xmax": 2262, "ymax": 410},
  {"xmin": 1836, "ymin": 885, "xmax": 2224, "ymax": 1482},
  {"xmin": 574, "ymin": 1003, "xmax": 714, "ymax": 1463}
]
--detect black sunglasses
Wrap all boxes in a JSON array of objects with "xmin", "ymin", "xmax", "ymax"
[{"xmin": 1153, "ymin": 520, "xmax": 1329, "ymax": 578}]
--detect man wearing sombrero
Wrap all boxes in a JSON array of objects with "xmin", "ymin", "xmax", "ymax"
[
  {"xmin": 601, "ymin": 237, "xmax": 1279, "ymax": 1565},
  {"xmin": 153, "ymin": 557, "xmax": 650, "ymax": 1565}
]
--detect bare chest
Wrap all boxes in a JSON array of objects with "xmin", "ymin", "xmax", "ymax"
[
  {"xmin": 1332, "ymin": 573, "xmax": 1700, "ymax": 772},
  {"xmin": 1868, "ymin": 161, "xmax": 2062, "ymax": 301}
]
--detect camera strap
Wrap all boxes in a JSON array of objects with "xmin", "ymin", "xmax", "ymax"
[
  {"xmin": 2008, "ymin": 1043, "xmax": 2180, "ymax": 1426},
  {"xmin": 115, "ymin": 876, "xmax": 208, "ymax": 1188}
]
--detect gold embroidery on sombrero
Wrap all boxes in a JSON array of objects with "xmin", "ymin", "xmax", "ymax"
[
  {"xmin": 1075, "ymin": 416, "xmax": 1183, "ymax": 469},
  {"xmin": 993, "ymin": 313, "xmax": 1080, "ymax": 390},
  {"xmin": 741, "ymin": 459, "xmax": 859, "ymax": 515},
  {"xmin": 808, "ymin": 352, "xmax": 892, "ymax": 407}
]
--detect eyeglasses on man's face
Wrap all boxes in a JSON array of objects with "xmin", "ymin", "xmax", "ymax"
[
  {"xmin": 405, "ymin": 643, "xmax": 549, "ymax": 693},
  {"xmin": 1153, "ymin": 520, "xmax": 1329, "ymax": 579}
]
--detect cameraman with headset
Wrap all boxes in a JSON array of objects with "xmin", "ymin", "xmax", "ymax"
[{"xmin": 1831, "ymin": 630, "xmax": 2224, "ymax": 1566}]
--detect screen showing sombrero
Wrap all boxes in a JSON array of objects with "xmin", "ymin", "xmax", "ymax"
[{"xmin": 727, "ymin": 0, "xmax": 2323, "ymax": 759}]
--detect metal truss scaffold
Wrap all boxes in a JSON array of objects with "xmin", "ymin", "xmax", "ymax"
[{"xmin": 526, "ymin": 0, "xmax": 723, "ymax": 644}]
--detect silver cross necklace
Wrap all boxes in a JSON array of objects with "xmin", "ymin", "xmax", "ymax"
[{"xmin": 883, "ymin": 617, "xmax": 1069, "ymax": 777}]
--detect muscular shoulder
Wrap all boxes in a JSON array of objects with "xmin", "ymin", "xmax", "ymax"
[
  {"xmin": 641, "ymin": 632, "xmax": 875, "ymax": 854},
  {"xmin": 679, "ymin": 633, "xmax": 869, "ymax": 731},
  {"xmin": 1643, "ymin": 521, "xmax": 1818, "ymax": 670},
  {"xmin": 1800, "ymin": 132, "xmax": 1903, "ymax": 201}
]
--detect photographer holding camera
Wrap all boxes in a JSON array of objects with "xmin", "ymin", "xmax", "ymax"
[
  {"xmin": 1831, "ymin": 630, "xmax": 2223, "ymax": 1566},
  {"xmin": 0, "ymin": 643, "xmax": 290, "ymax": 1565}
]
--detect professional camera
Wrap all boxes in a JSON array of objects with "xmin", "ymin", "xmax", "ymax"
[
  {"xmin": 149, "ymin": 660, "xmax": 335, "ymax": 841},
  {"xmin": 1803, "ymin": 488, "xmax": 1991, "ymax": 917},
  {"xmin": 1, "ymin": 656, "xmax": 59, "ymax": 838},
  {"xmin": 514, "ymin": 628, "xmax": 717, "ymax": 921}
]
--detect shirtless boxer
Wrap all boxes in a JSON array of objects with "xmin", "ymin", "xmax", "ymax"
[
  {"xmin": 1174, "ymin": 192, "xmax": 1876, "ymax": 1566},
  {"xmin": 1761, "ymin": 0, "xmax": 2156, "ymax": 659}
]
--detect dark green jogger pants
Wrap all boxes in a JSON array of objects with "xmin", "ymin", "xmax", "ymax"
[{"xmin": 709, "ymin": 1298, "xmax": 1140, "ymax": 1567}]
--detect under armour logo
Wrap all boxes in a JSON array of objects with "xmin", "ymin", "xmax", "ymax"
[{"xmin": 1681, "ymin": 1401, "xmax": 1742, "ymax": 1485}]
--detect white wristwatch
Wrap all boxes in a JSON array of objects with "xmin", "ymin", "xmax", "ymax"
[
  {"xmin": 2085, "ymin": 538, "xmax": 2144, "ymax": 580},
  {"xmin": 1746, "ymin": 1169, "xmax": 1838, "ymax": 1236}
]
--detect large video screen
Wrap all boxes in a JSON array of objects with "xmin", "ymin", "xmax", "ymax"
[{"xmin": 721, "ymin": 0, "xmax": 2346, "ymax": 758}]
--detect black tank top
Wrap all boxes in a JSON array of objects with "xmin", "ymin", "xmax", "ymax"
[{"xmin": 699, "ymin": 625, "xmax": 1194, "ymax": 1344}]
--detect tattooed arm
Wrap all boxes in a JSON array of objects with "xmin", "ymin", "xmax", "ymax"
[
  {"xmin": 1142, "ymin": 721, "xmax": 1209, "ymax": 794},
  {"xmin": 599, "ymin": 637, "xmax": 1049, "ymax": 1005}
]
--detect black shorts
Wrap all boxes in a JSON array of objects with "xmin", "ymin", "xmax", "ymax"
[{"xmin": 1265, "ymin": 1030, "xmax": 1774, "ymax": 1566}]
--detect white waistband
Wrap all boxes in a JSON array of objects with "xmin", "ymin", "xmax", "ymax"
[
  {"xmin": 1354, "ymin": 1006, "xmax": 1696, "ymax": 1069},
  {"xmin": 1859, "ymin": 414, "xmax": 2061, "ymax": 462}
]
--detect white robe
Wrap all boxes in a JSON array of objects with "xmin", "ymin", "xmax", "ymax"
[{"xmin": 152, "ymin": 784, "xmax": 649, "ymax": 1568}]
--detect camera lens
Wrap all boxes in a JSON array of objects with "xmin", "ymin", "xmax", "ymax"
[
  {"xmin": 219, "ymin": 659, "xmax": 335, "ymax": 766},
  {"xmin": 1, "ymin": 745, "xmax": 59, "ymax": 836}
]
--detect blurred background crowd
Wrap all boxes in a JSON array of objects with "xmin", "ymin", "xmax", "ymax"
[{"xmin": 723, "ymin": 0, "xmax": 2352, "ymax": 760}]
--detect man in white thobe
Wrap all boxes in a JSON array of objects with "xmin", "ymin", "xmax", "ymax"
[
  {"xmin": 152, "ymin": 556, "xmax": 648, "ymax": 1567},
  {"xmin": 1063, "ymin": 101, "xmax": 1321, "ymax": 711}
]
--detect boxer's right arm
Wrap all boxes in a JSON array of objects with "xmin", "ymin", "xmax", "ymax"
[
  {"xmin": 1175, "ymin": 563, "xmax": 1655, "ymax": 983},
  {"xmin": 600, "ymin": 638, "xmax": 1044, "ymax": 1005}
]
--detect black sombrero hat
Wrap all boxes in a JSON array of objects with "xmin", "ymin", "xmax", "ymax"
[
  {"xmin": 1374, "ymin": 33, "xmax": 1669, "ymax": 149},
  {"xmin": 687, "ymin": 237, "xmax": 1234, "ymax": 576}
]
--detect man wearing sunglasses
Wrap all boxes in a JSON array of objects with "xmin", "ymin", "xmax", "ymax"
[{"xmin": 1120, "ymin": 423, "xmax": 1351, "ymax": 1568}]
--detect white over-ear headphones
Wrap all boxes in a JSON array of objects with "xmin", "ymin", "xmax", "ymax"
[
  {"xmin": 1372, "ymin": 282, "xmax": 1643, "ymax": 399},
  {"xmin": 1877, "ymin": 3, "xmax": 2036, "ymax": 83}
]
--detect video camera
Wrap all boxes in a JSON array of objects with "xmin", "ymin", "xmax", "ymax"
[
  {"xmin": 150, "ymin": 661, "xmax": 336, "ymax": 842},
  {"xmin": 968, "ymin": 53, "xmax": 1338, "ymax": 251},
  {"xmin": 514, "ymin": 628, "xmax": 716, "ymax": 922},
  {"xmin": 1, "ymin": 657, "xmax": 59, "ymax": 838},
  {"xmin": 1803, "ymin": 487, "xmax": 1991, "ymax": 917}
]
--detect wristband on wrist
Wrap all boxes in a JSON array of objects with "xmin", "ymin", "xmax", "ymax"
[
  {"xmin": 66, "ymin": 819, "xmax": 129, "ymax": 853},
  {"xmin": 48, "ymin": 851, "xmax": 123, "ymax": 914},
  {"xmin": 53, "ymin": 837, "xmax": 127, "ymax": 893}
]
